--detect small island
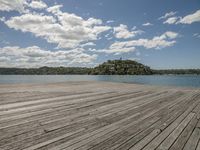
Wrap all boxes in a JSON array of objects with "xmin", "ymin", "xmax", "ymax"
[
  {"xmin": 91, "ymin": 60, "xmax": 152, "ymax": 75},
  {"xmin": 0, "ymin": 59, "xmax": 200, "ymax": 75}
]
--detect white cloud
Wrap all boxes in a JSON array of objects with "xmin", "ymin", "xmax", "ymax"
[
  {"xmin": 116, "ymin": 31, "xmax": 178, "ymax": 50},
  {"xmin": 0, "ymin": 1, "xmax": 182, "ymax": 66},
  {"xmin": 162, "ymin": 10, "xmax": 200, "ymax": 24},
  {"xmin": 178, "ymin": 10, "xmax": 200, "ymax": 24},
  {"xmin": 97, "ymin": 31, "xmax": 178, "ymax": 54},
  {"xmin": 159, "ymin": 11, "xmax": 177, "ymax": 20},
  {"xmin": 142, "ymin": 22, "xmax": 153, "ymax": 26},
  {"xmin": 106, "ymin": 20, "xmax": 114, "ymax": 23},
  {"xmin": 47, "ymin": 5, "xmax": 63, "ymax": 15},
  {"xmin": 159, "ymin": 31, "xmax": 179, "ymax": 39},
  {"xmin": 163, "ymin": 17, "xmax": 179, "ymax": 24},
  {"xmin": 1, "ymin": 2, "xmax": 113, "ymax": 66},
  {"xmin": 4, "ymin": 12, "xmax": 111, "ymax": 49},
  {"xmin": 103, "ymin": 46, "xmax": 136, "ymax": 54},
  {"xmin": 28, "ymin": 0, "xmax": 47, "ymax": 9},
  {"xmin": 0, "ymin": 0, "xmax": 28, "ymax": 13},
  {"xmin": 0, "ymin": 17, "xmax": 5, "ymax": 22},
  {"xmin": 88, "ymin": 45, "xmax": 136, "ymax": 55},
  {"xmin": 193, "ymin": 33, "xmax": 200, "ymax": 38},
  {"xmin": 0, "ymin": 46, "xmax": 97, "ymax": 67},
  {"xmin": 113, "ymin": 24, "xmax": 143, "ymax": 39},
  {"xmin": 81, "ymin": 42, "xmax": 96, "ymax": 47}
]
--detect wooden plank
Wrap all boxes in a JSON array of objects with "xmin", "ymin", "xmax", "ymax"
[
  {"xmin": 0, "ymin": 92, "xmax": 107, "ymax": 117},
  {"xmin": 0, "ymin": 91, "xmax": 90, "ymax": 105},
  {"xmin": 158, "ymin": 91, "xmax": 199, "ymax": 131},
  {"xmin": 0, "ymin": 91, "xmax": 119, "ymax": 121},
  {"xmin": 0, "ymin": 91, "xmax": 151, "ymax": 132},
  {"xmin": 3, "ymin": 92, "xmax": 184, "ymax": 149},
  {"xmin": 23, "ymin": 129, "xmax": 84, "ymax": 150},
  {"xmin": 0, "ymin": 91, "xmax": 109, "ymax": 111},
  {"xmin": 142, "ymin": 96, "xmax": 200, "ymax": 150},
  {"xmin": 48, "ymin": 112, "xmax": 147, "ymax": 150},
  {"xmin": 197, "ymin": 120, "xmax": 200, "ymax": 128},
  {"xmin": 0, "ymin": 90, "xmax": 158, "ymax": 145},
  {"xmin": 114, "ymin": 92, "xmax": 197, "ymax": 150},
  {"xmin": 129, "ymin": 129, "xmax": 161, "ymax": 150},
  {"xmin": 50, "ymin": 93, "xmax": 181, "ymax": 150},
  {"xmin": 0, "ymin": 90, "xmax": 143, "ymax": 119},
  {"xmin": 0, "ymin": 92, "xmax": 131, "ymax": 142},
  {"xmin": 169, "ymin": 114, "xmax": 198, "ymax": 150},
  {"xmin": 196, "ymin": 140, "xmax": 200, "ymax": 150},
  {"xmin": 0, "ymin": 90, "xmax": 162, "ymax": 149},
  {"xmin": 91, "ymin": 91, "xmax": 198, "ymax": 150},
  {"xmin": 0, "ymin": 81, "xmax": 199, "ymax": 150},
  {"xmin": 0, "ymin": 92, "xmax": 126, "ymax": 127},
  {"xmin": 82, "ymin": 92, "xmax": 184, "ymax": 150},
  {"xmin": 157, "ymin": 112, "xmax": 195, "ymax": 150},
  {"xmin": 183, "ymin": 127, "xmax": 200, "ymax": 150},
  {"xmin": 3, "ymin": 114, "xmax": 141, "ymax": 149}
]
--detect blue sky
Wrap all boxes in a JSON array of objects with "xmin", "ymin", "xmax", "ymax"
[{"xmin": 0, "ymin": 0, "xmax": 200, "ymax": 69}]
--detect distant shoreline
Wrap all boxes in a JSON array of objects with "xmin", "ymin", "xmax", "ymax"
[
  {"xmin": 0, "ymin": 74, "xmax": 200, "ymax": 75},
  {"xmin": 0, "ymin": 67, "xmax": 200, "ymax": 75},
  {"xmin": 0, "ymin": 59, "xmax": 200, "ymax": 75}
]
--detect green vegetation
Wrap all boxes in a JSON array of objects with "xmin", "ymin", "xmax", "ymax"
[
  {"xmin": 152, "ymin": 69, "xmax": 200, "ymax": 75},
  {"xmin": 90, "ymin": 60, "xmax": 152, "ymax": 75},
  {"xmin": 0, "ymin": 66, "xmax": 92, "ymax": 75},
  {"xmin": 0, "ymin": 59, "xmax": 200, "ymax": 75}
]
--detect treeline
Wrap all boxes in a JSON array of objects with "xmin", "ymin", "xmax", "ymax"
[
  {"xmin": 152, "ymin": 69, "xmax": 200, "ymax": 75},
  {"xmin": 0, "ymin": 66, "xmax": 92, "ymax": 75},
  {"xmin": 0, "ymin": 60, "xmax": 200, "ymax": 75}
]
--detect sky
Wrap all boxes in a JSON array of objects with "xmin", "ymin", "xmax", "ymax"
[{"xmin": 0, "ymin": 0, "xmax": 200, "ymax": 69}]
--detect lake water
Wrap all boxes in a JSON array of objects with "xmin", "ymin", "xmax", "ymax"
[{"xmin": 0, "ymin": 75, "xmax": 200, "ymax": 88}]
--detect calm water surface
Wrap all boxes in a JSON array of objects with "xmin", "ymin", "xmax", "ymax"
[{"xmin": 0, "ymin": 75, "xmax": 200, "ymax": 88}]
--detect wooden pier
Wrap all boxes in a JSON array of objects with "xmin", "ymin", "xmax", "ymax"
[{"xmin": 0, "ymin": 81, "xmax": 200, "ymax": 150}]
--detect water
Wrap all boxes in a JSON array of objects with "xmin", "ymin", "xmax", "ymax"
[{"xmin": 0, "ymin": 75, "xmax": 200, "ymax": 88}]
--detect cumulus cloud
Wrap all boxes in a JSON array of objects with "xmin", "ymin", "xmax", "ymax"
[
  {"xmin": 46, "ymin": 4, "xmax": 63, "ymax": 15},
  {"xmin": 162, "ymin": 10, "xmax": 200, "ymax": 24},
  {"xmin": 113, "ymin": 24, "xmax": 143, "ymax": 39},
  {"xmin": 0, "ymin": 1, "xmax": 113, "ymax": 66},
  {"xmin": 0, "ymin": 1, "xmax": 181, "ymax": 66},
  {"xmin": 178, "ymin": 10, "xmax": 200, "ymax": 24},
  {"xmin": 159, "ymin": 31, "xmax": 179, "ymax": 39},
  {"xmin": 102, "ymin": 45, "xmax": 136, "ymax": 54},
  {"xmin": 28, "ymin": 0, "xmax": 47, "ymax": 9},
  {"xmin": 159, "ymin": 11, "xmax": 177, "ymax": 20},
  {"xmin": 4, "ymin": 12, "xmax": 111, "ymax": 49},
  {"xmin": 0, "ymin": 46, "xmax": 97, "ymax": 67},
  {"xmin": 0, "ymin": 0, "xmax": 47, "ymax": 12},
  {"xmin": 0, "ymin": 0, "xmax": 28, "ymax": 13},
  {"xmin": 96, "ymin": 31, "xmax": 179, "ymax": 54},
  {"xmin": 163, "ymin": 17, "xmax": 179, "ymax": 24},
  {"xmin": 142, "ymin": 22, "xmax": 153, "ymax": 26}
]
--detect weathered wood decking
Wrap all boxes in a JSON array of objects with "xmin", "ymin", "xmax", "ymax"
[{"xmin": 0, "ymin": 81, "xmax": 200, "ymax": 150}]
